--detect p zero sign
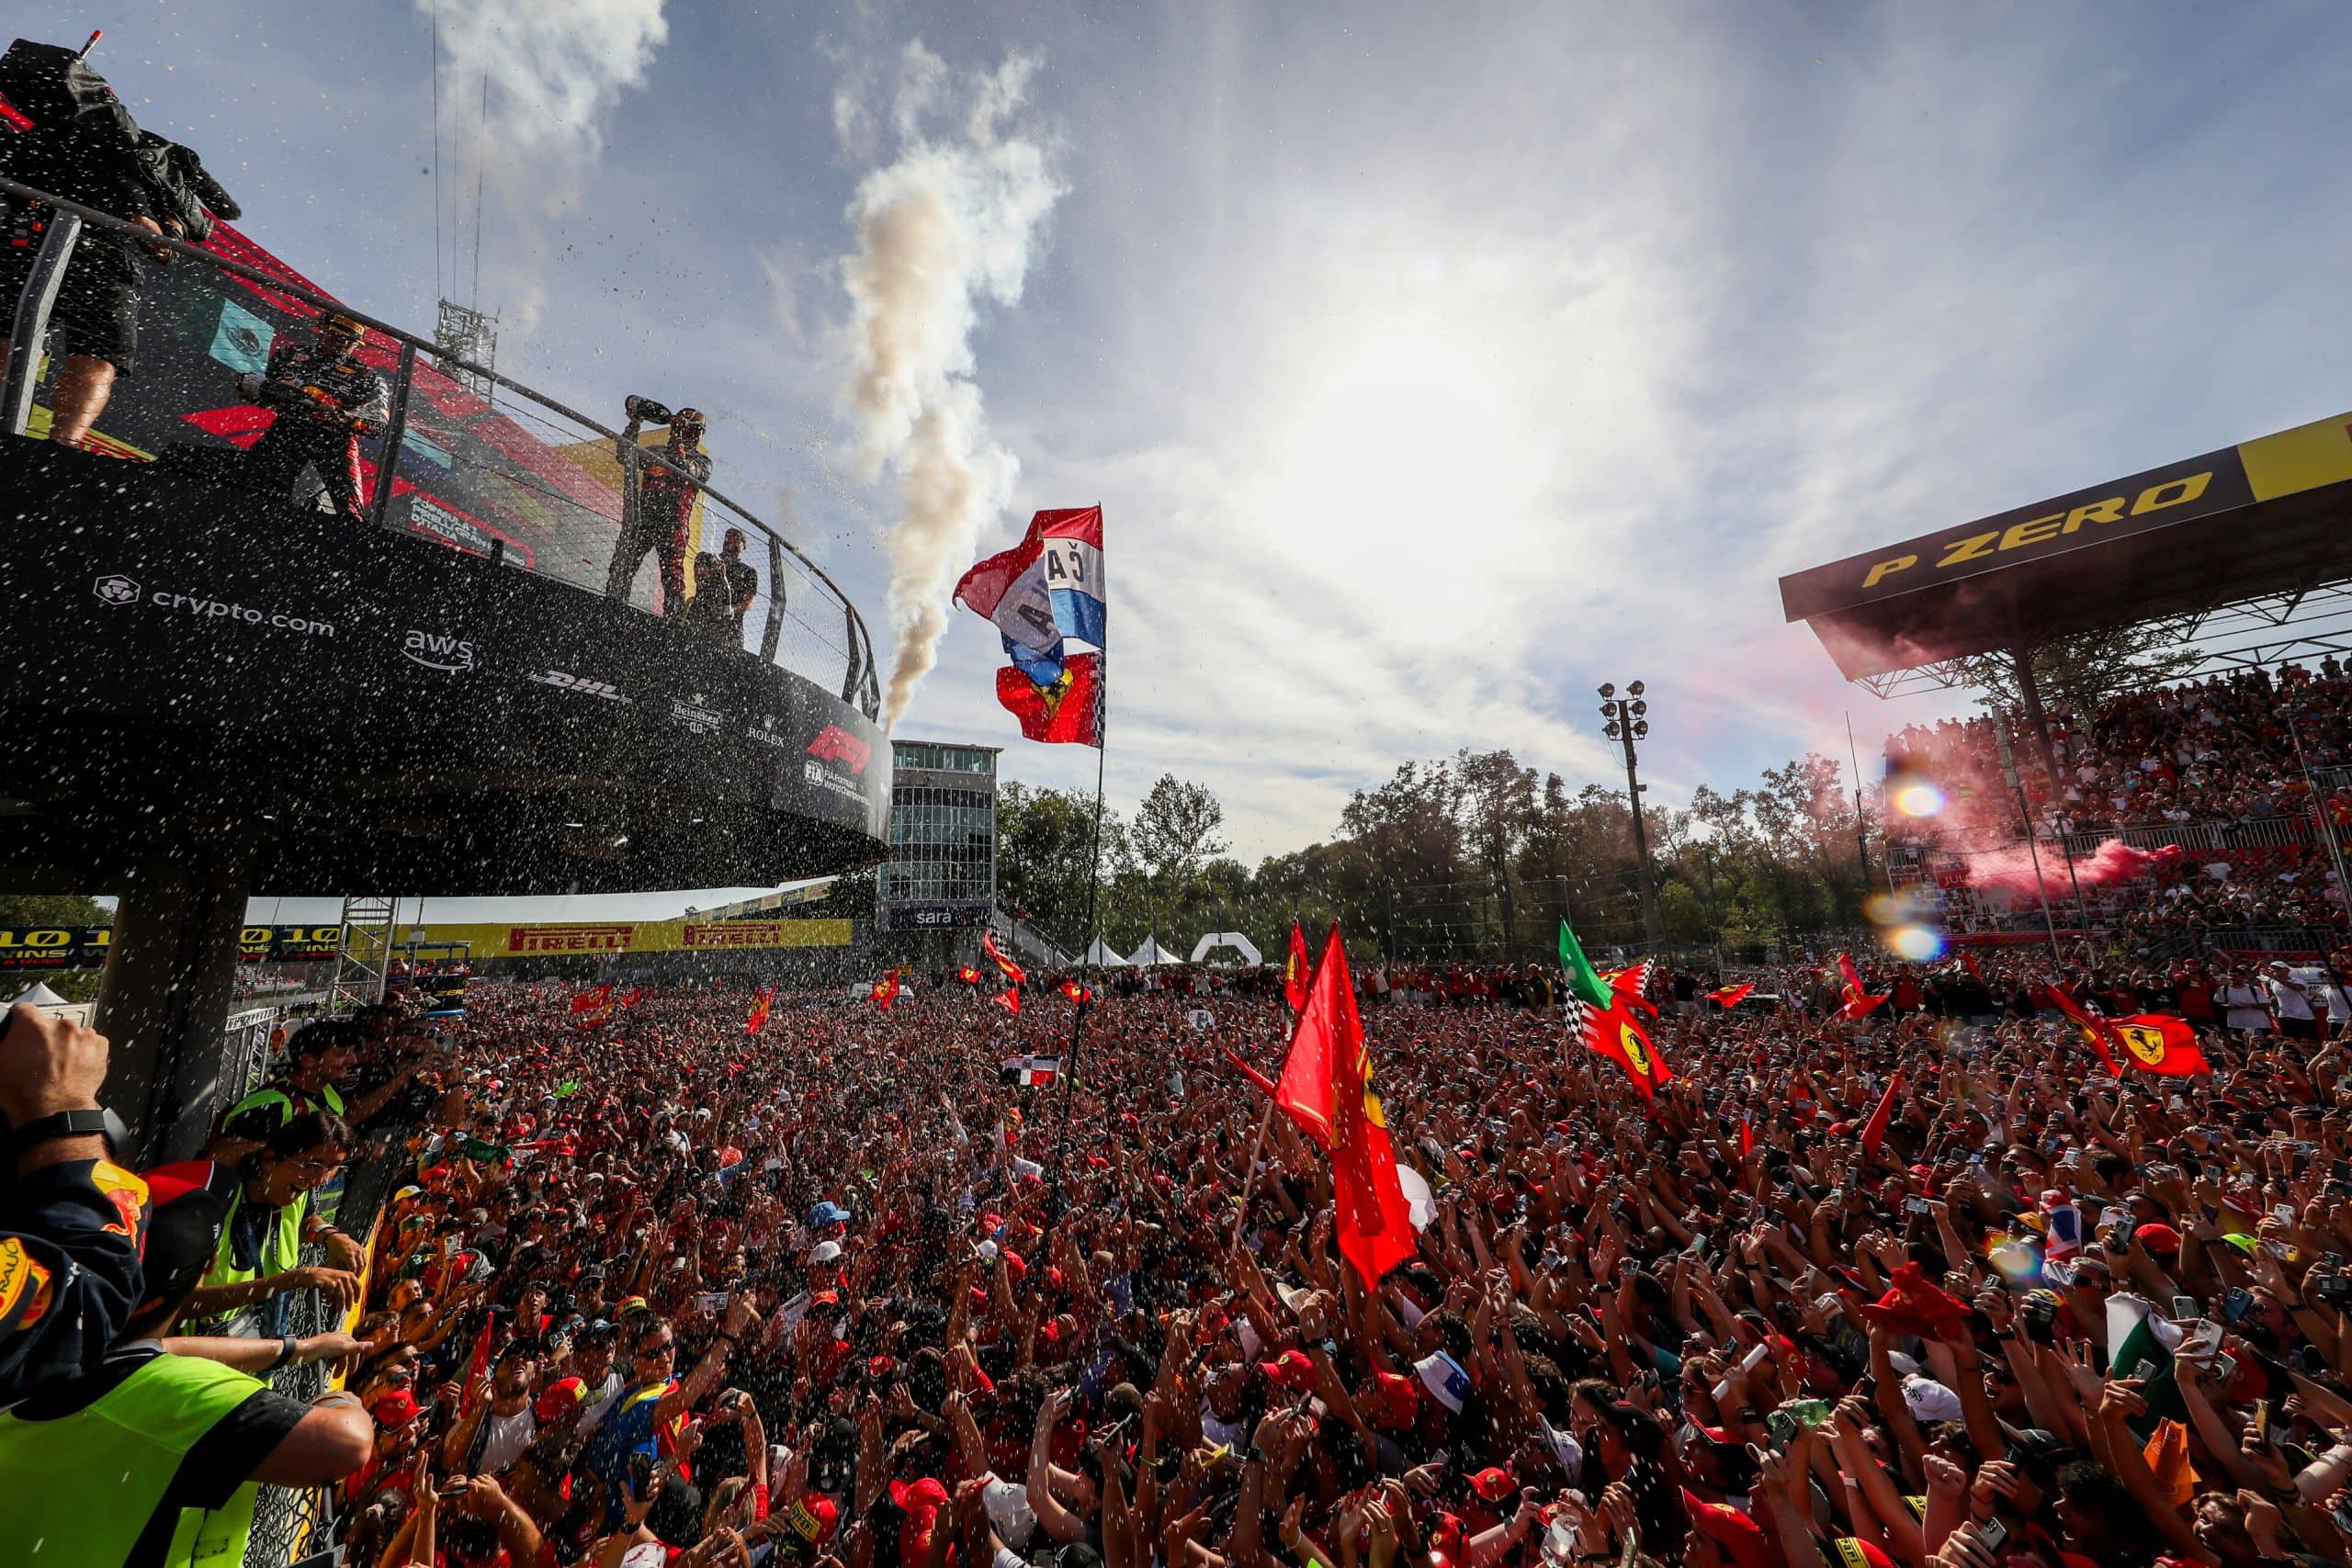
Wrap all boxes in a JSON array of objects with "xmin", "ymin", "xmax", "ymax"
[{"xmin": 1778, "ymin": 409, "xmax": 2352, "ymax": 623}]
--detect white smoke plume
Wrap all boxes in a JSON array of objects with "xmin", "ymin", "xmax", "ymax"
[
  {"xmin": 838, "ymin": 44, "xmax": 1065, "ymax": 728},
  {"xmin": 422, "ymin": 0, "xmax": 670, "ymax": 331}
]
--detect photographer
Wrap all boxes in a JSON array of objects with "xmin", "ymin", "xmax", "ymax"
[
  {"xmin": 604, "ymin": 396, "xmax": 711, "ymax": 616},
  {"xmin": 237, "ymin": 311, "xmax": 391, "ymax": 521},
  {"xmin": 0, "ymin": 1001, "xmax": 145, "ymax": 1402}
]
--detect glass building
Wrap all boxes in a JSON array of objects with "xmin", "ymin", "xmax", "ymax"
[{"xmin": 879, "ymin": 741, "xmax": 999, "ymax": 954}]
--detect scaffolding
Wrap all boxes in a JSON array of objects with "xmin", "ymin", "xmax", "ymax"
[
  {"xmin": 434, "ymin": 297, "xmax": 498, "ymax": 403},
  {"xmin": 324, "ymin": 896, "xmax": 399, "ymax": 1013}
]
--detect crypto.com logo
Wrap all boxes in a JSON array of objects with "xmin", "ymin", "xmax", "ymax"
[{"xmin": 94, "ymin": 574, "xmax": 140, "ymax": 605}]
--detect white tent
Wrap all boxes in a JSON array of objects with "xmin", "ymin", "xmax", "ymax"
[
  {"xmin": 8, "ymin": 981, "xmax": 69, "ymax": 1009},
  {"xmin": 1126, "ymin": 934, "xmax": 1182, "ymax": 966},
  {"xmin": 1082, "ymin": 937, "xmax": 1132, "ymax": 966},
  {"xmin": 1188, "ymin": 931, "xmax": 1264, "ymax": 966}
]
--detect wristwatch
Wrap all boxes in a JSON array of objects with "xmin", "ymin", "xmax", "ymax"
[{"xmin": 8, "ymin": 1107, "xmax": 121, "ymax": 1157}]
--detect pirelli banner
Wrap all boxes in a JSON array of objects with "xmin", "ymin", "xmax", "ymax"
[
  {"xmin": 417, "ymin": 919, "xmax": 854, "ymax": 960},
  {"xmin": 1780, "ymin": 409, "xmax": 2352, "ymax": 627},
  {"xmin": 0, "ymin": 924, "xmax": 347, "ymax": 972}
]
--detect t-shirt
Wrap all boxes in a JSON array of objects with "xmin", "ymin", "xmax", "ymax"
[
  {"xmin": 2219, "ymin": 984, "xmax": 2275, "ymax": 1031},
  {"xmin": 477, "ymin": 1403, "xmax": 537, "ymax": 1474},
  {"xmin": 2267, "ymin": 976, "xmax": 2317, "ymax": 1022}
]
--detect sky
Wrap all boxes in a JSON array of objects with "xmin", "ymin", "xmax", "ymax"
[{"xmin": 40, "ymin": 0, "xmax": 2352, "ymax": 922}]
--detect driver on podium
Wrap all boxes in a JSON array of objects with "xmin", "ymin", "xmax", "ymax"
[
  {"xmin": 236, "ymin": 311, "xmax": 390, "ymax": 522},
  {"xmin": 604, "ymin": 395, "xmax": 711, "ymax": 616}
]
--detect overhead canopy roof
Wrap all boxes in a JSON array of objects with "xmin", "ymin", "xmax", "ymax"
[{"xmin": 1780, "ymin": 410, "xmax": 2352, "ymax": 679}]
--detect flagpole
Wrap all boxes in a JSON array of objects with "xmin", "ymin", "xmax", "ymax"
[
  {"xmin": 1048, "ymin": 647, "xmax": 1106, "ymax": 1218},
  {"xmin": 1229, "ymin": 1096, "xmax": 1275, "ymax": 1250}
]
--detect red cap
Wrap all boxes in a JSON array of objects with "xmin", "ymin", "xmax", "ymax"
[
  {"xmin": 372, "ymin": 1389, "xmax": 424, "ymax": 1426},
  {"xmin": 889, "ymin": 1477, "xmax": 949, "ymax": 1516},
  {"xmin": 786, "ymin": 1495, "xmax": 841, "ymax": 1546},
  {"xmin": 1683, "ymin": 1493, "xmax": 1773, "ymax": 1568},
  {"xmin": 2135, "ymin": 1221, "xmax": 2183, "ymax": 1257},
  {"xmin": 1467, "ymin": 1466, "xmax": 1515, "ymax": 1502},
  {"xmin": 534, "ymin": 1376, "xmax": 586, "ymax": 1424},
  {"xmin": 1367, "ymin": 1370, "xmax": 1420, "ymax": 1429},
  {"xmin": 869, "ymin": 1354, "xmax": 899, "ymax": 1381},
  {"xmin": 1259, "ymin": 1349, "xmax": 1316, "ymax": 1392}
]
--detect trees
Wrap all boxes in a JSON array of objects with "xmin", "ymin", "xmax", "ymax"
[{"xmin": 994, "ymin": 747, "xmax": 1888, "ymax": 966}]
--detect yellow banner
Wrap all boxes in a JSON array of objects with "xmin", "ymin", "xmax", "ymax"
[
  {"xmin": 2237, "ymin": 411, "xmax": 2352, "ymax": 502},
  {"xmin": 420, "ymin": 919, "xmax": 852, "ymax": 958}
]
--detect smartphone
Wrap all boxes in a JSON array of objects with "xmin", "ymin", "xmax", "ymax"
[
  {"xmin": 2172, "ymin": 1295, "xmax": 2199, "ymax": 1320},
  {"xmin": 2256, "ymin": 1400, "xmax": 2272, "ymax": 1439},
  {"xmin": 1977, "ymin": 1517, "xmax": 2008, "ymax": 1553},
  {"xmin": 693, "ymin": 1292, "xmax": 729, "ymax": 1314},
  {"xmin": 1905, "ymin": 1198, "xmax": 1932, "ymax": 1216},
  {"xmin": 2214, "ymin": 1351, "xmax": 2238, "ymax": 1385},
  {"xmin": 2277, "ymin": 1203, "xmax": 2298, "ymax": 1224}
]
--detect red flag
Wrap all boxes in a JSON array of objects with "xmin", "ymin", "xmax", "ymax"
[
  {"xmin": 957, "ymin": 965, "xmax": 981, "ymax": 984},
  {"xmin": 1739, "ymin": 1117, "xmax": 1755, "ymax": 1156},
  {"xmin": 619, "ymin": 986, "xmax": 648, "ymax": 1008},
  {"xmin": 1283, "ymin": 922, "xmax": 1312, "ymax": 1012},
  {"xmin": 995, "ymin": 653, "xmax": 1102, "ymax": 747},
  {"xmin": 984, "ymin": 929, "xmax": 1026, "ymax": 986},
  {"xmin": 460, "ymin": 1314, "xmax": 494, "ymax": 1416},
  {"xmin": 1603, "ymin": 961, "xmax": 1659, "ymax": 1018},
  {"xmin": 1273, "ymin": 927, "xmax": 1417, "ymax": 1283},
  {"xmin": 1060, "ymin": 980, "xmax": 1092, "ymax": 1004},
  {"xmin": 995, "ymin": 987, "xmax": 1021, "ymax": 1015},
  {"xmin": 871, "ymin": 973, "xmax": 901, "ymax": 1010},
  {"xmin": 1961, "ymin": 952, "xmax": 1986, "ymax": 986},
  {"xmin": 1835, "ymin": 953, "xmax": 1888, "ymax": 1020},
  {"xmin": 1221, "ymin": 1046, "xmax": 1280, "ymax": 1098},
  {"xmin": 745, "ymin": 987, "xmax": 774, "ymax": 1035},
  {"xmin": 1708, "ymin": 982, "xmax": 1755, "ymax": 1010},
  {"xmin": 1569, "ymin": 992, "xmax": 1672, "ymax": 1101},
  {"xmin": 2043, "ymin": 986, "xmax": 2123, "ymax": 1077},
  {"xmin": 2109, "ymin": 1014, "xmax": 2210, "ymax": 1077},
  {"xmin": 1860, "ymin": 1072, "xmax": 1902, "ymax": 1158},
  {"xmin": 570, "ymin": 981, "xmax": 616, "ymax": 1027}
]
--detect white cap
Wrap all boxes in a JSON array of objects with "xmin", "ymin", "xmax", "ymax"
[
  {"xmin": 1902, "ymin": 1374, "xmax": 1964, "ymax": 1424},
  {"xmin": 810, "ymin": 1239, "xmax": 843, "ymax": 1264}
]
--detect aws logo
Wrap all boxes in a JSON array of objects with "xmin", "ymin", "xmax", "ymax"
[
  {"xmin": 402, "ymin": 628, "xmax": 475, "ymax": 673},
  {"xmin": 1860, "ymin": 470, "xmax": 2214, "ymax": 591}
]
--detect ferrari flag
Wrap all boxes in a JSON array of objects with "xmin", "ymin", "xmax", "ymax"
[
  {"xmin": 1567, "ymin": 987, "xmax": 1673, "ymax": 1101},
  {"xmin": 2109, "ymin": 1015, "xmax": 2207, "ymax": 1077},
  {"xmin": 745, "ymin": 987, "xmax": 774, "ymax": 1035},
  {"xmin": 1273, "ymin": 926, "xmax": 1417, "ymax": 1283},
  {"xmin": 983, "ymin": 930, "xmax": 1026, "ymax": 987},
  {"xmin": 1283, "ymin": 921, "xmax": 1312, "ymax": 1012},
  {"xmin": 1708, "ymin": 982, "xmax": 1755, "ymax": 1009},
  {"xmin": 1835, "ymin": 953, "xmax": 1889, "ymax": 1020}
]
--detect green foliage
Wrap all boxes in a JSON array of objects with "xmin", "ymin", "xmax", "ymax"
[
  {"xmin": 0, "ymin": 894, "xmax": 111, "ymax": 1002},
  {"xmin": 995, "ymin": 750, "xmax": 1878, "ymax": 965}
]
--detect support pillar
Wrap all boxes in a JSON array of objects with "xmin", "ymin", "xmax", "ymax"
[
  {"xmin": 2011, "ymin": 648, "xmax": 2064, "ymax": 794},
  {"xmin": 96, "ymin": 829, "xmax": 258, "ymax": 1163}
]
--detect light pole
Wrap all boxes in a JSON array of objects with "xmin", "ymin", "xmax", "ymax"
[{"xmin": 1599, "ymin": 682, "xmax": 1665, "ymax": 949}]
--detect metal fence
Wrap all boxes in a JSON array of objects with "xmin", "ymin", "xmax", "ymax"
[{"xmin": 0, "ymin": 176, "xmax": 879, "ymax": 718}]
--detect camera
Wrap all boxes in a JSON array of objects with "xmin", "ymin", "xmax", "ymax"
[{"xmin": 624, "ymin": 394, "xmax": 676, "ymax": 425}]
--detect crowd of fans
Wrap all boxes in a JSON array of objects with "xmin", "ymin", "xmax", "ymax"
[
  {"xmin": 30, "ymin": 943, "xmax": 2352, "ymax": 1566},
  {"xmin": 1884, "ymin": 666, "xmax": 2352, "ymax": 959}
]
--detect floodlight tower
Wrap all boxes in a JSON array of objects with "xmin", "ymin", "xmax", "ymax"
[{"xmin": 1598, "ymin": 682, "xmax": 1664, "ymax": 948}]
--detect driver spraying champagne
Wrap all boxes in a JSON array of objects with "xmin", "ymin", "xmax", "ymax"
[
  {"xmin": 604, "ymin": 394, "xmax": 711, "ymax": 616},
  {"xmin": 235, "ymin": 311, "xmax": 390, "ymax": 521}
]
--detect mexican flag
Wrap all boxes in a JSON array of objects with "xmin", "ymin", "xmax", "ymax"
[
  {"xmin": 1556, "ymin": 920, "xmax": 1614, "ymax": 1008},
  {"xmin": 2108, "ymin": 1293, "xmax": 2186, "ymax": 1430}
]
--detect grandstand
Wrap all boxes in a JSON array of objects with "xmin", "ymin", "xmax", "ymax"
[{"xmin": 1783, "ymin": 415, "xmax": 2352, "ymax": 963}]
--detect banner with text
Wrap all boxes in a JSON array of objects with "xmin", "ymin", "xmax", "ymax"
[{"xmin": 417, "ymin": 919, "xmax": 854, "ymax": 959}]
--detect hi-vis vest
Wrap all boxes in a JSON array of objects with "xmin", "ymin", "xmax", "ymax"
[
  {"xmin": 204, "ymin": 1184, "xmax": 309, "ymax": 1293},
  {"xmin": 0, "ymin": 1350, "xmax": 266, "ymax": 1567}
]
